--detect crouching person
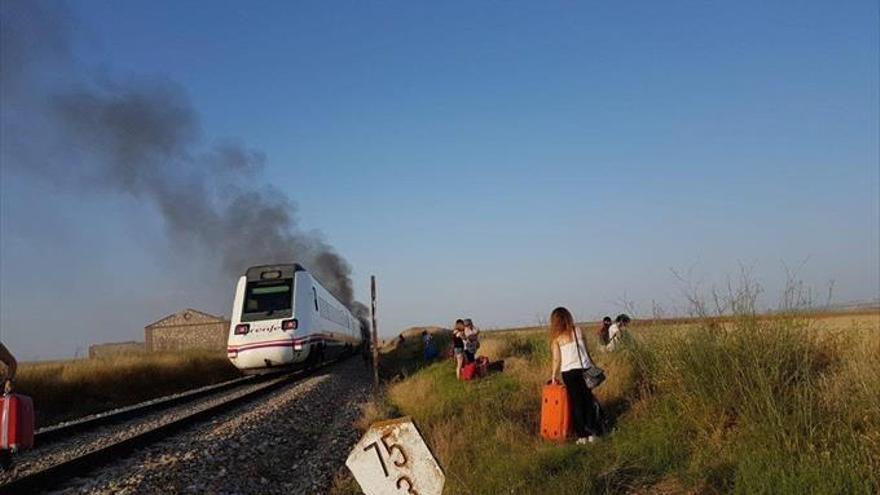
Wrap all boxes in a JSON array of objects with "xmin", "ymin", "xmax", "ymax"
[
  {"xmin": 605, "ymin": 313, "xmax": 630, "ymax": 352},
  {"xmin": 548, "ymin": 307, "xmax": 602, "ymax": 444}
]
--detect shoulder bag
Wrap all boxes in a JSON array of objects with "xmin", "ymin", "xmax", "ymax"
[{"xmin": 573, "ymin": 328, "xmax": 605, "ymax": 389}]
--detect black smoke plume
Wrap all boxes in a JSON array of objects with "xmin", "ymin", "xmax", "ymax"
[{"xmin": 1, "ymin": 1, "xmax": 357, "ymax": 306}]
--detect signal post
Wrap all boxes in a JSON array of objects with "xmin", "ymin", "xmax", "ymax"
[{"xmin": 370, "ymin": 275, "xmax": 379, "ymax": 396}]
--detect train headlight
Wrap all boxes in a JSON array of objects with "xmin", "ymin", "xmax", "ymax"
[
  {"xmin": 282, "ymin": 319, "xmax": 298, "ymax": 331},
  {"xmin": 234, "ymin": 324, "xmax": 250, "ymax": 335}
]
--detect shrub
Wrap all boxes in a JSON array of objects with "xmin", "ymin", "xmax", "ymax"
[
  {"xmin": 335, "ymin": 312, "xmax": 880, "ymax": 494},
  {"xmin": 16, "ymin": 350, "xmax": 238, "ymax": 426}
]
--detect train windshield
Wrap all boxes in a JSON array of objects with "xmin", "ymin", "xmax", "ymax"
[{"xmin": 241, "ymin": 278, "xmax": 293, "ymax": 322}]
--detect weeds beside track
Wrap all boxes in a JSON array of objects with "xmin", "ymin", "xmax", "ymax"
[
  {"xmin": 15, "ymin": 350, "xmax": 239, "ymax": 427},
  {"xmin": 334, "ymin": 311, "xmax": 879, "ymax": 495}
]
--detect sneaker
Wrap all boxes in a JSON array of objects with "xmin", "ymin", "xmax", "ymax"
[
  {"xmin": 575, "ymin": 437, "xmax": 589, "ymax": 445},
  {"xmin": 587, "ymin": 435, "xmax": 597, "ymax": 443}
]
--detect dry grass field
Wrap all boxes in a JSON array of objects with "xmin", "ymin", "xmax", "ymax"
[
  {"xmin": 14, "ymin": 351, "xmax": 239, "ymax": 427},
  {"xmin": 334, "ymin": 310, "xmax": 879, "ymax": 495}
]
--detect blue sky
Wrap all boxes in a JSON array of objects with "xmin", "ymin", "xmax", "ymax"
[{"xmin": 1, "ymin": 0, "xmax": 878, "ymax": 359}]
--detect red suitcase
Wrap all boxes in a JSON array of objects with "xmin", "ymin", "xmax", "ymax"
[
  {"xmin": 1, "ymin": 393, "xmax": 35, "ymax": 452},
  {"xmin": 540, "ymin": 382, "xmax": 572, "ymax": 441},
  {"xmin": 460, "ymin": 362, "xmax": 477, "ymax": 381}
]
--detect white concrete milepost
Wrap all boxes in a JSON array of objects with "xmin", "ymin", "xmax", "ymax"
[{"xmin": 346, "ymin": 417, "xmax": 445, "ymax": 495}]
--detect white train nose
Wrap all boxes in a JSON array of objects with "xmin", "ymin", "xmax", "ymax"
[{"xmin": 228, "ymin": 264, "xmax": 364, "ymax": 373}]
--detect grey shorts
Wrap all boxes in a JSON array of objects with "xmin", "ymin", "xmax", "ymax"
[{"xmin": 453, "ymin": 347, "xmax": 464, "ymax": 355}]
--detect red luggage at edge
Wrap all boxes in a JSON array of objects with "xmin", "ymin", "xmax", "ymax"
[
  {"xmin": 1, "ymin": 393, "xmax": 35, "ymax": 452},
  {"xmin": 540, "ymin": 382, "xmax": 572, "ymax": 441},
  {"xmin": 460, "ymin": 362, "xmax": 477, "ymax": 381}
]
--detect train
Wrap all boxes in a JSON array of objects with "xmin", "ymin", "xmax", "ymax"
[{"xmin": 226, "ymin": 263, "xmax": 365, "ymax": 373}]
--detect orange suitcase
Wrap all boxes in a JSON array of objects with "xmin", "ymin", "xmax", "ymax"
[{"xmin": 540, "ymin": 382, "xmax": 572, "ymax": 441}]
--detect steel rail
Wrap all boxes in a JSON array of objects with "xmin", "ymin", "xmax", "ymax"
[
  {"xmin": 34, "ymin": 373, "xmax": 259, "ymax": 446},
  {"xmin": 0, "ymin": 361, "xmax": 335, "ymax": 495}
]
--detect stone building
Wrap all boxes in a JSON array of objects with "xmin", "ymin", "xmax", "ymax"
[
  {"xmin": 144, "ymin": 308, "xmax": 229, "ymax": 352},
  {"xmin": 88, "ymin": 341, "xmax": 146, "ymax": 358}
]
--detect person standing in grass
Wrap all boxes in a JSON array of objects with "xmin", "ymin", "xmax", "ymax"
[
  {"xmin": 463, "ymin": 318, "xmax": 480, "ymax": 363},
  {"xmin": 605, "ymin": 314, "xmax": 630, "ymax": 352},
  {"xmin": 452, "ymin": 319, "xmax": 466, "ymax": 378},
  {"xmin": 596, "ymin": 316, "xmax": 612, "ymax": 346},
  {"xmin": 421, "ymin": 330, "xmax": 437, "ymax": 362},
  {"xmin": 549, "ymin": 307, "xmax": 602, "ymax": 444}
]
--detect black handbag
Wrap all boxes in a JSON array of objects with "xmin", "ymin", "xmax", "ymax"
[{"xmin": 572, "ymin": 328, "xmax": 605, "ymax": 389}]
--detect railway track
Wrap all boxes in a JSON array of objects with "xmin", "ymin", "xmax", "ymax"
[
  {"xmin": 33, "ymin": 373, "xmax": 260, "ymax": 446},
  {"xmin": 0, "ymin": 361, "xmax": 338, "ymax": 494}
]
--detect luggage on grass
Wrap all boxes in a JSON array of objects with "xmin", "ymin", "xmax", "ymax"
[
  {"xmin": 540, "ymin": 382, "xmax": 572, "ymax": 441},
  {"xmin": 460, "ymin": 362, "xmax": 477, "ymax": 381},
  {"xmin": 487, "ymin": 359, "xmax": 505, "ymax": 373},
  {"xmin": 475, "ymin": 356, "xmax": 489, "ymax": 377}
]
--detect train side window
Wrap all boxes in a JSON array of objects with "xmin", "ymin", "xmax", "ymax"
[{"xmin": 312, "ymin": 287, "xmax": 319, "ymax": 311}]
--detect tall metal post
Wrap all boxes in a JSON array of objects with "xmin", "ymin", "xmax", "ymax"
[{"xmin": 370, "ymin": 275, "xmax": 379, "ymax": 395}]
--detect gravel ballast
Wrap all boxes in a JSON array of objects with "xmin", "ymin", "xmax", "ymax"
[
  {"xmin": 51, "ymin": 358, "xmax": 371, "ymax": 494},
  {"xmin": 1, "ymin": 377, "xmax": 272, "ymax": 484}
]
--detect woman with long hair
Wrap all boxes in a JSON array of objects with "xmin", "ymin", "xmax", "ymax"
[
  {"xmin": 548, "ymin": 306, "xmax": 602, "ymax": 444},
  {"xmin": 463, "ymin": 318, "xmax": 480, "ymax": 363},
  {"xmin": 452, "ymin": 319, "xmax": 466, "ymax": 378}
]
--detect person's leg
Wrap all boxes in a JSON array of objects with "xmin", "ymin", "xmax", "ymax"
[
  {"xmin": 455, "ymin": 353, "xmax": 463, "ymax": 378},
  {"xmin": 583, "ymin": 388, "xmax": 601, "ymax": 436},
  {"xmin": 561, "ymin": 371, "xmax": 588, "ymax": 438}
]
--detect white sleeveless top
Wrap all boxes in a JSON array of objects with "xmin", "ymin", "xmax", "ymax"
[{"xmin": 558, "ymin": 327, "xmax": 593, "ymax": 372}]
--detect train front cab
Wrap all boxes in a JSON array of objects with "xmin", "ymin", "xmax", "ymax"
[
  {"xmin": 227, "ymin": 265, "xmax": 308, "ymax": 373},
  {"xmin": 227, "ymin": 264, "xmax": 360, "ymax": 374}
]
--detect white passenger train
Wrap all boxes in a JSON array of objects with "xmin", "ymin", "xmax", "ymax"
[{"xmin": 226, "ymin": 264, "xmax": 363, "ymax": 373}]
